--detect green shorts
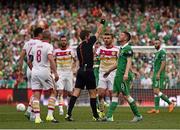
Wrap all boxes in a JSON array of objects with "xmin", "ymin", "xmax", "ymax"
[
  {"xmin": 152, "ymin": 75, "xmax": 165, "ymax": 89},
  {"xmin": 113, "ymin": 73, "xmax": 132, "ymax": 95}
]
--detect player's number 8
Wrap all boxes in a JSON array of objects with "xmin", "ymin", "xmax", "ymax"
[{"xmin": 36, "ymin": 50, "xmax": 41, "ymax": 62}]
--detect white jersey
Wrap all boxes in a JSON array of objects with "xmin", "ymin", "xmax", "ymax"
[
  {"xmin": 22, "ymin": 38, "xmax": 42, "ymax": 88},
  {"xmin": 96, "ymin": 46, "xmax": 119, "ymax": 90},
  {"xmin": 30, "ymin": 41, "xmax": 55, "ymax": 91},
  {"xmin": 53, "ymin": 47, "xmax": 75, "ymax": 72},
  {"xmin": 96, "ymin": 45, "xmax": 119, "ymax": 72},
  {"xmin": 30, "ymin": 40, "xmax": 53, "ymax": 70},
  {"xmin": 23, "ymin": 38, "xmax": 42, "ymax": 60}
]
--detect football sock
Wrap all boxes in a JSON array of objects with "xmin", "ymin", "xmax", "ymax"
[
  {"xmin": 47, "ymin": 96, "xmax": 56, "ymax": 116},
  {"xmin": 90, "ymin": 98, "xmax": 99, "ymax": 118},
  {"xmin": 58, "ymin": 95, "xmax": 64, "ymax": 109},
  {"xmin": 67, "ymin": 96, "xmax": 77, "ymax": 116},
  {"xmin": 159, "ymin": 92, "xmax": 171, "ymax": 105},
  {"xmin": 106, "ymin": 101, "xmax": 118, "ymax": 118},
  {"xmin": 129, "ymin": 101, "xmax": 141, "ymax": 117},
  {"xmin": 32, "ymin": 100, "xmax": 40, "ymax": 118},
  {"xmin": 154, "ymin": 95, "xmax": 160, "ymax": 110}
]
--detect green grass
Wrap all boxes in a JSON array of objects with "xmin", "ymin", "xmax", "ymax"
[{"xmin": 0, "ymin": 105, "xmax": 180, "ymax": 129}]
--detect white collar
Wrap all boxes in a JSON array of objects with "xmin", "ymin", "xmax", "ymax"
[{"xmin": 121, "ymin": 42, "xmax": 129, "ymax": 49}]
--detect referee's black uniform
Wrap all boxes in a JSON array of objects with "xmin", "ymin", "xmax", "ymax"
[
  {"xmin": 66, "ymin": 19, "xmax": 105, "ymax": 120},
  {"xmin": 66, "ymin": 35, "xmax": 100, "ymax": 121},
  {"xmin": 75, "ymin": 36, "xmax": 97, "ymax": 89}
]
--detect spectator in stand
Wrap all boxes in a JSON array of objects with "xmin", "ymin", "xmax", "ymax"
[
  {"xmin": 0, "ymin": 0, "xmax": 179, "ymax": 89},
  {"xmin": 141, "ymin": 73, "xmax": 152, "ymax": 89}
]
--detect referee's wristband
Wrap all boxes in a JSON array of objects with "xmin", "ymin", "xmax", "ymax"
[{"xmin": 100, "ymin": 19, "xmax": 105, "ymax": 25}]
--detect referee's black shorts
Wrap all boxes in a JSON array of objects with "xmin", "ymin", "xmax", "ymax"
[{"xmin": 75, "ymin": 68, "xmax": 96, "ymax": 90}]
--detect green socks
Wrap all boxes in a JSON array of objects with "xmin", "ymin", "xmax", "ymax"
[
  {"xmin": 160, "ymin": 93, "xmax": 171, "ymax": 105},
  {"xmin": 154, "ymin": 96, "xmax": 160, "ymax": 110},
  {"xmin": 129, "ymin": 101, "xmax": 141, "ymax": 117},
  {"xmin": 106, "ymin": 102, "xmax": 118, "ymax": 118}
]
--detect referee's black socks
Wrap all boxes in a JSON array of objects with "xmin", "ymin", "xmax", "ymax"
[
  {"xmin": 67, "ymin": 96, "xmax": 77, "ymax": 116},
  {"xmin": 90, "ymin": 98, "xmax": 99, "ymax": 118}
]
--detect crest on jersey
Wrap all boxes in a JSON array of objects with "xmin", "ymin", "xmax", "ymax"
[
  {"xmin": 66, "ymin": 51, "xmax": 70, "ymax": 55},
  {"xmin": 112, "ymin": 51, "xmax": 116, "ymax": 56},
  {"xmin": 120, "ymin": 51, "xmax": 124, "ymax": 56},
  {"xmin": 121, "ymin": 83, "xmax": 125, "ymax": 90}
]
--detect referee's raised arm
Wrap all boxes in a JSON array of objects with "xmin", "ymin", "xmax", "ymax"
[
  {"xmin": 95, "ymin": 10, "xmax": 105, "ymax": 39},
  {"xmin": 95, "ymin": 22, "xmax": 103, "ymax": 39},
  {"xmin": 65, "ymin": 9, "xmax": 106, "ymax": 121}
]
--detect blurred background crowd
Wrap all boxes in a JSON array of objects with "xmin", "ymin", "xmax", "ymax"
[{"xmin": 0, "ymin": 0, "xmax": 180, "ymax": 89}]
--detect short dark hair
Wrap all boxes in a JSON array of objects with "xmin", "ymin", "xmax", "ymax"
[
  {"xmin": 80, "ymin": 30, "xmax": 90, "ymax": 41},
  {"xmin": 95, "ymin": 41, "xmax": 102, "ymax": 45},
  {"xmin": 123, "ymin": 31, "xmax": 131, "ymax": 42},
  {"xmin": 104, "ymin": 33, "xmax": 114, "ymax": 38},
  {"xmin": 60, "ymin": 35, "xmax": 66, "ymax": 40},
  {"xmin": 33, "ymin": 27, "xmax": 43, "ymax": 37},
  {"xmin": 154, "ymin": 38, "xmax": 161, "ymax": 42}
]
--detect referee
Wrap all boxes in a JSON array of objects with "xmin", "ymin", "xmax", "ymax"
[{"xmin": 65, "ymin": 14, "xmax": 105, "ymax": 121}]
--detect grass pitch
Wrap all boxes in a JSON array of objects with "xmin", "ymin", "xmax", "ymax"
[{"xmin": 0, "ymin": 105, "xmax": 180, "ymax": 129}]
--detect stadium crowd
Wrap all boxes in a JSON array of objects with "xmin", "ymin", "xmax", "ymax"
[{"xmin": 0, "ymin": 0, "xmax": 180, "ymax": 89}]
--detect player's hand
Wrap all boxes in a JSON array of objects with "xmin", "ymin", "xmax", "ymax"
[
  {"xmin": 156, "ymin": 73, "xmax": 160, "ymax": 80},
  {"xmin": 103, "ymin": 71, "xmax": 110, "ymax": 78},
  {"xmin": 123, "ymin": 74, "xmax": 128, "ymax": 81},
  {"xmin": 54, "ymin": 73, "xmax": 59, "ymax": 82}
]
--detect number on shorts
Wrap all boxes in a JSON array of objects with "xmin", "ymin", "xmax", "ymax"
[{"xmin": 36, "ymin": 50, "xmax": 41, "ymax": 62}]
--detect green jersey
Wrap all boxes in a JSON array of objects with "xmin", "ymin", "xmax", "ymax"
[
  {"xmin": 116, "ymin": 44, "xmax": 133, "ymax": 76},
  {"xmin": 113, "ymin": 44, "xmax": 133, "ymax": 94},
  {"xmin": 152, "ymin": 48, "xmax": 166, "ymax": 88},
  {"xmin": 153, "ymin": 48, "xmax": 166, "ymax": 77}
]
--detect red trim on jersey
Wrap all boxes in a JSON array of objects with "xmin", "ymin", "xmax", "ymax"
[
  {"xmin": 48, "ymin": 107, "xmax": 55, "ymax": 110},
  {"xmin": 55, "ymin": 51, "xmax": 71, "ymax": 56},
  {"xmin": 33, "ymin": 111, "xmax": 40, "ymax": 113},
  {"xmin": 100, "ymin": 49, "xmax": 118, "ymax": 56}
]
